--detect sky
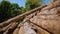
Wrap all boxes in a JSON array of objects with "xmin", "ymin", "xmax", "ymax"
[
  {"xmin": 0, "ymin": 0, "xmax": 51, "ymax": 7},
  {"xmin": 9, "ymin": 0, "xmax": 26, "ymax": 7},
  {"xmin": 42, "ymin": 0, "xmax": 51, "ymax": 5}
]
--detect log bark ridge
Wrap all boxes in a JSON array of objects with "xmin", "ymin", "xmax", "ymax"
[{"xmin": 0, "ymin": 0, "xmax": 60, "ymax": 34}]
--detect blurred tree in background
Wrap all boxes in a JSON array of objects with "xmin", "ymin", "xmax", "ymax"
[
  {"xmin": 25, "ymin": 0, "xmax": 42, "ymax": 11},
  {"xmin": 0, "ymin": 0, "xmax": 42, "ymax": 22},
  {"xmin": 0, "ymin": 0, "xmax": 22, "ymax": 22}
]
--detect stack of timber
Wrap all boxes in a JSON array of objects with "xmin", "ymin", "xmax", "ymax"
[{"xmin": 0, "ymin": 0, "xmax": 60, "ymax": 34}]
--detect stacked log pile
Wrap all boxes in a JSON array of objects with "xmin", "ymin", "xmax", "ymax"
[{"xmin": 0, "ymin": 0, "xmax": 60, "ymax": 34}]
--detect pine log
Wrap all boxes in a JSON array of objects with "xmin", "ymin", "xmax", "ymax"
[
  {"xmin": 13, "ymin": 22, "xmax": 24, "ymax": 34},
  {"xmin": 3, "ymin": 22, "xmax": 19, "ymax": 34},
  {"xmin": 29, "ymin": 23, "xmax": 50, "ymax": 34},
  {"xmin": 0, "ymin": 23, "xmax": 13, "ymax": 33},
  {"xmin": 30, "ymin": 3, "xmax": 60, "ymax": 34}
]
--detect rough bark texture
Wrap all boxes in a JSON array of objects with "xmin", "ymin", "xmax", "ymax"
[{"xmin": 0, "ymin": 0, "xmax": 60, "ymax": 34}]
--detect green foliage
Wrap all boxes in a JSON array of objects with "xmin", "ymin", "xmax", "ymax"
[
  {"xmin": 10, "ymin": 4, "xmax": 22, "ymax": 17},
  {"xmin": 21, "ymin": 8, "xmax": 27, "ymax": 13},
  {"xmin": 25, "ymin": 0, "xmax": 41, "ymax": 11},
  {"xmin": 0, "ymin": 0, "xmax": 42, "ymax": 22},
  {"xmin": 0, "ymin": 0, "xmax": 22, "ymax": 22}
]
